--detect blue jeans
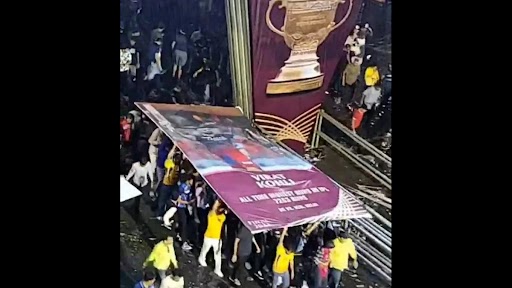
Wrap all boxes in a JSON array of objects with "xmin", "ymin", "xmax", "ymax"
[
  {"xmin": 155, "ymin": 167, "xmax": 165, "ymax": 188},
  {"xmin": 157, "ymin": 184, "xmax": 175, "ymax": 216},
  {"xmin": 313, "ymin": 267, "xmax": 328, "ymax": 288},
  {"xmin": 272, "ymin": 271, "xmax": 290, "ymax": 288},
  {"xmin": 328, "ymin": 268, "xmax": 342, "ymax": 288}
]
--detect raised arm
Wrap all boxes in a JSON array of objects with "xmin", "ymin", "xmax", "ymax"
[
  {"xmin": 304, "ymin": 222, "xmax": 321, "ymax": 237},
  {"xmin": 148, "ymin": 128, "xmax": 161, "ymax": 146},
  {"xmin": 278, "ymin": 227, "xmax": 288, "ymax": 246}
]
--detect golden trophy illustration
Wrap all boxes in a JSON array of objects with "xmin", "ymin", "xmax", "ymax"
[{"xmin": 265, "ymin": 0, "xmax": 353, "ymax": 94}]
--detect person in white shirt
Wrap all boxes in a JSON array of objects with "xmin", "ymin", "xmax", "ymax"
[
  {"xmin": 125, "ymin": 156, "xmax": 154, "ymax": 204},
  {"xmin": 148, "ymin": 128, "xmax": 163, "ymax": 181},
  {"xmin": 362, "ymin": 84, "xmax": 382, "ymax": 110},
  {"xmin": 160, "ymin": 270, "xmax": 184, "ymax": 288}
]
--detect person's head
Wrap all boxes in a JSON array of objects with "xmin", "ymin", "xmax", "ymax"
[
  {"xmin": 140, "ymin": 155, "xmax": 149, "ymax": 166},
  {"xmin": 163, "ymin": 235, "xmax": 174, "ymax": 246},
  {"xmin": 323, "ymin": 227, "xmax": 336, "ymax": 243},
  {"xmin": 338, "ymin": 229, "xmax": 349, "ymax": 239},
  {"xmin": 215, "ymin": 200, "xmax": 227, "ymax": 215},
  {"xmin": 126, "ymin": 113, "xmax": 134, "ymax": 124},
  {"xmin": 172, "ymin": 269, "xmax": 183, "ymax": 281},
  {"xmin": 185, "ymin": 174, "xmax": 194, "ymax": 186},
  {"xmin": 283, "ymin": 238, "xmax": 295, "ymax": 254},
  {"xmin": 173, "ymin": 152, "xmax": 182, "ymax": 164},
  {"xmin": 142, "ymin": 270, "xmax": 156, "ymax": 285},
  {"xmin": 352, "ymin": 25, "xmax": 360, "ymax": 35},
  {"xmin": 157, "ymin": 22, "xmax": 166, "ymax": 32}
]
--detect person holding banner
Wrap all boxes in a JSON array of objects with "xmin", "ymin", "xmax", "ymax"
[
  {"xmin": 148, "ymin": 128, "xmax": 162, "ymax": 179},
  {"xmin": 156, "ymin": 151, "xmax": 181, "ymax": 219},
  {"xmin": 176, "ymin": 175, "xmax": 196, "ymax": 251},
  {"xmin": 272, "ymin": 227, "xmax": 294, "ymax": 288},
  {"xmin": 155, "ymin": 138, "xmax": 172, "ymax": 189},
  {"xmin": 198, "ymin": 200, "xmax": 227, "ymax": 278},
  {"xmin": 229, "ymin": 223, "xmax": 261, "ymax": 286}
]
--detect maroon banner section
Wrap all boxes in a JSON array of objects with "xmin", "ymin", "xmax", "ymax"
[
  {"xmin": 250, "ymin": 0, "xmax": 362, "ymax": 151},
  {"xmin": 136, "ymin": 103, "xmax": 370, "ymax": 233}
]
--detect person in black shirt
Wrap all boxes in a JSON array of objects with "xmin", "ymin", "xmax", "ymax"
[
  {"xmin": 230, "ymin": 224, "xmax": 261, "ymax": 286},
  {"xmin": 191, "ymin": 59, "xmax": 217, "ymax": 103}
]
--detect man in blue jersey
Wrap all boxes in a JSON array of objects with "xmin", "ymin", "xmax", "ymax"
[
  {"xmin": 177, "ymin": 175, "xmax": 195, "ymax": 251},
  {"xmin": 134, "ymin": 270, "xmax": 156, "ymax": 288}
]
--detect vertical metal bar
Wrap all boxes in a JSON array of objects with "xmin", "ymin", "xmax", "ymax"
[
  {"xmin": 314, "ymin": 110, "xmax": 324, "ymax": 147},
  {"xmin": 310, "ymin": 111, "xmax": 320, "ymax": 148},
  {"xmin": 225, "ymin": 0, "xmax": 254, "ymax": 119}
]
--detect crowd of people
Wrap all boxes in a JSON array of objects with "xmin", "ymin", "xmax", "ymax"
[
  {"xmin": 119, "ymin": 2, "xmax": 373, "ymax": 288},
  {"xmin": 329, "ymin": 23, "xmax": 392, "ymax": 147},
  {"xmin": 120, "ymin": 0, "xmax": 233, "ymax": 114},
  {"xmin": 121, "ymin": 124, "xmax": 359, "ymax": 288}
]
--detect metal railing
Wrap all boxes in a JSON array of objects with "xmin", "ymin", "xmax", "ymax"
[
  {"xmin": 311, "ymin": 110, "xmax": 392, "ymax": 190},
  {"xmin": 256, "ymin": 121, "xmax": 392, "ymax": 285}
]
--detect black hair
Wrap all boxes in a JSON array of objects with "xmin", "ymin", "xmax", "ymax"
[
  {"xmin": 143, "ymin": 270, "xmax": 156, "ymax": 281},
  {"xmin": 173, "ymin": 268, "xmax": 183, "ymax": 277},
  {"xmin": 283, "ymin": 237, "xmax": 296, "ymax": 253},
  {"xmin": 323, "ymin": 227, "xmax": 336, "ymax": 242},
  {"xmin": 338, "ymin": 229, "xmax": 349, "ymax": 239}
]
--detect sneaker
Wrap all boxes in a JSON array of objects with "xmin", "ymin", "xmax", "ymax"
[
  {"xmin": 182, "ymin": 242, "xmax": 192, "ymax": 250},
  {"xmin": 254, "ymin": 271, "xmax": 264, "ymax": 280},
  {"xmin": 246, "ymin": 276, "xmax": 254, "ymax": 282},
  {"xmin": 229, "ymin": 277, "xmax": 241, "ymax": 286},
  {"xmin": 245, "ymin": 262, "xmax": 252, "ymax": 270},
  {"xmin": 214, "ymin": 270, "xmax": 224, "ymax": 278},
  {"xmin": 176, "ymin": 234, "xmax": 182, "ymax": 242},
  {"xmin": 198, "ymin": 259, "xmax": 207, "ymax": 267},
  {"xmin": 156, "ymin": 216, "xmax": 163, "ymax": 221}
]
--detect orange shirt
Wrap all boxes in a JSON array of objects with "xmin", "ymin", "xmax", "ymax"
[{"xmin": 352, "ymin": 109, "xmax": 365, "ymax": 129}]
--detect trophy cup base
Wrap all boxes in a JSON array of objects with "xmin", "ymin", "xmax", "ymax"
[{"xmin": 266, "ymin": 74, "xmax": 324, "ymax": 94}]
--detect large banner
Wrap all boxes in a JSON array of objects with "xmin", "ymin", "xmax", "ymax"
[
  {"xmin": 137, "ymin": 103, "xmax": 370, "ymax": 233},
  {"xmin": 249, "ymin": 0, "xmax": 362, "ymax": 151}
]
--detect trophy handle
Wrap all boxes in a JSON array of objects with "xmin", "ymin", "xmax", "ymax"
[
  {"xmin": 329, "ymin": 0, "xmax": 354, "ymax": 31},
  {"xmin": 266, "ymin": 0, "xmax": 285, "ymax": 37}
]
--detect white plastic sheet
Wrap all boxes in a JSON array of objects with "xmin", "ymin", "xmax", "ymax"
[{"xmin": 120, "ymin": 176, "xmax": 142, "ymax": 203}]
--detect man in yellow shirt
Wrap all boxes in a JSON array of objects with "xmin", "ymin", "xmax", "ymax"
[
  {"xmin": 272, "ymin": 227, "xmax": 294, "ymax": 288},
  {"xmin": 198, "ymin": 200, "xmax": 226, "ymax": 277},
  {"xmin": 329, "ymin": 230, "xmax": 358, "ymax": 288},
  {"xmin": 143, "ymin": 236, "xmax": 179, "ymax": 281}
]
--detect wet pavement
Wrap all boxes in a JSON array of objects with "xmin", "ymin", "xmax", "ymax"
[{"xmin": 120, "ymin": 146, "xmax": 391, "ymax": 288}]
